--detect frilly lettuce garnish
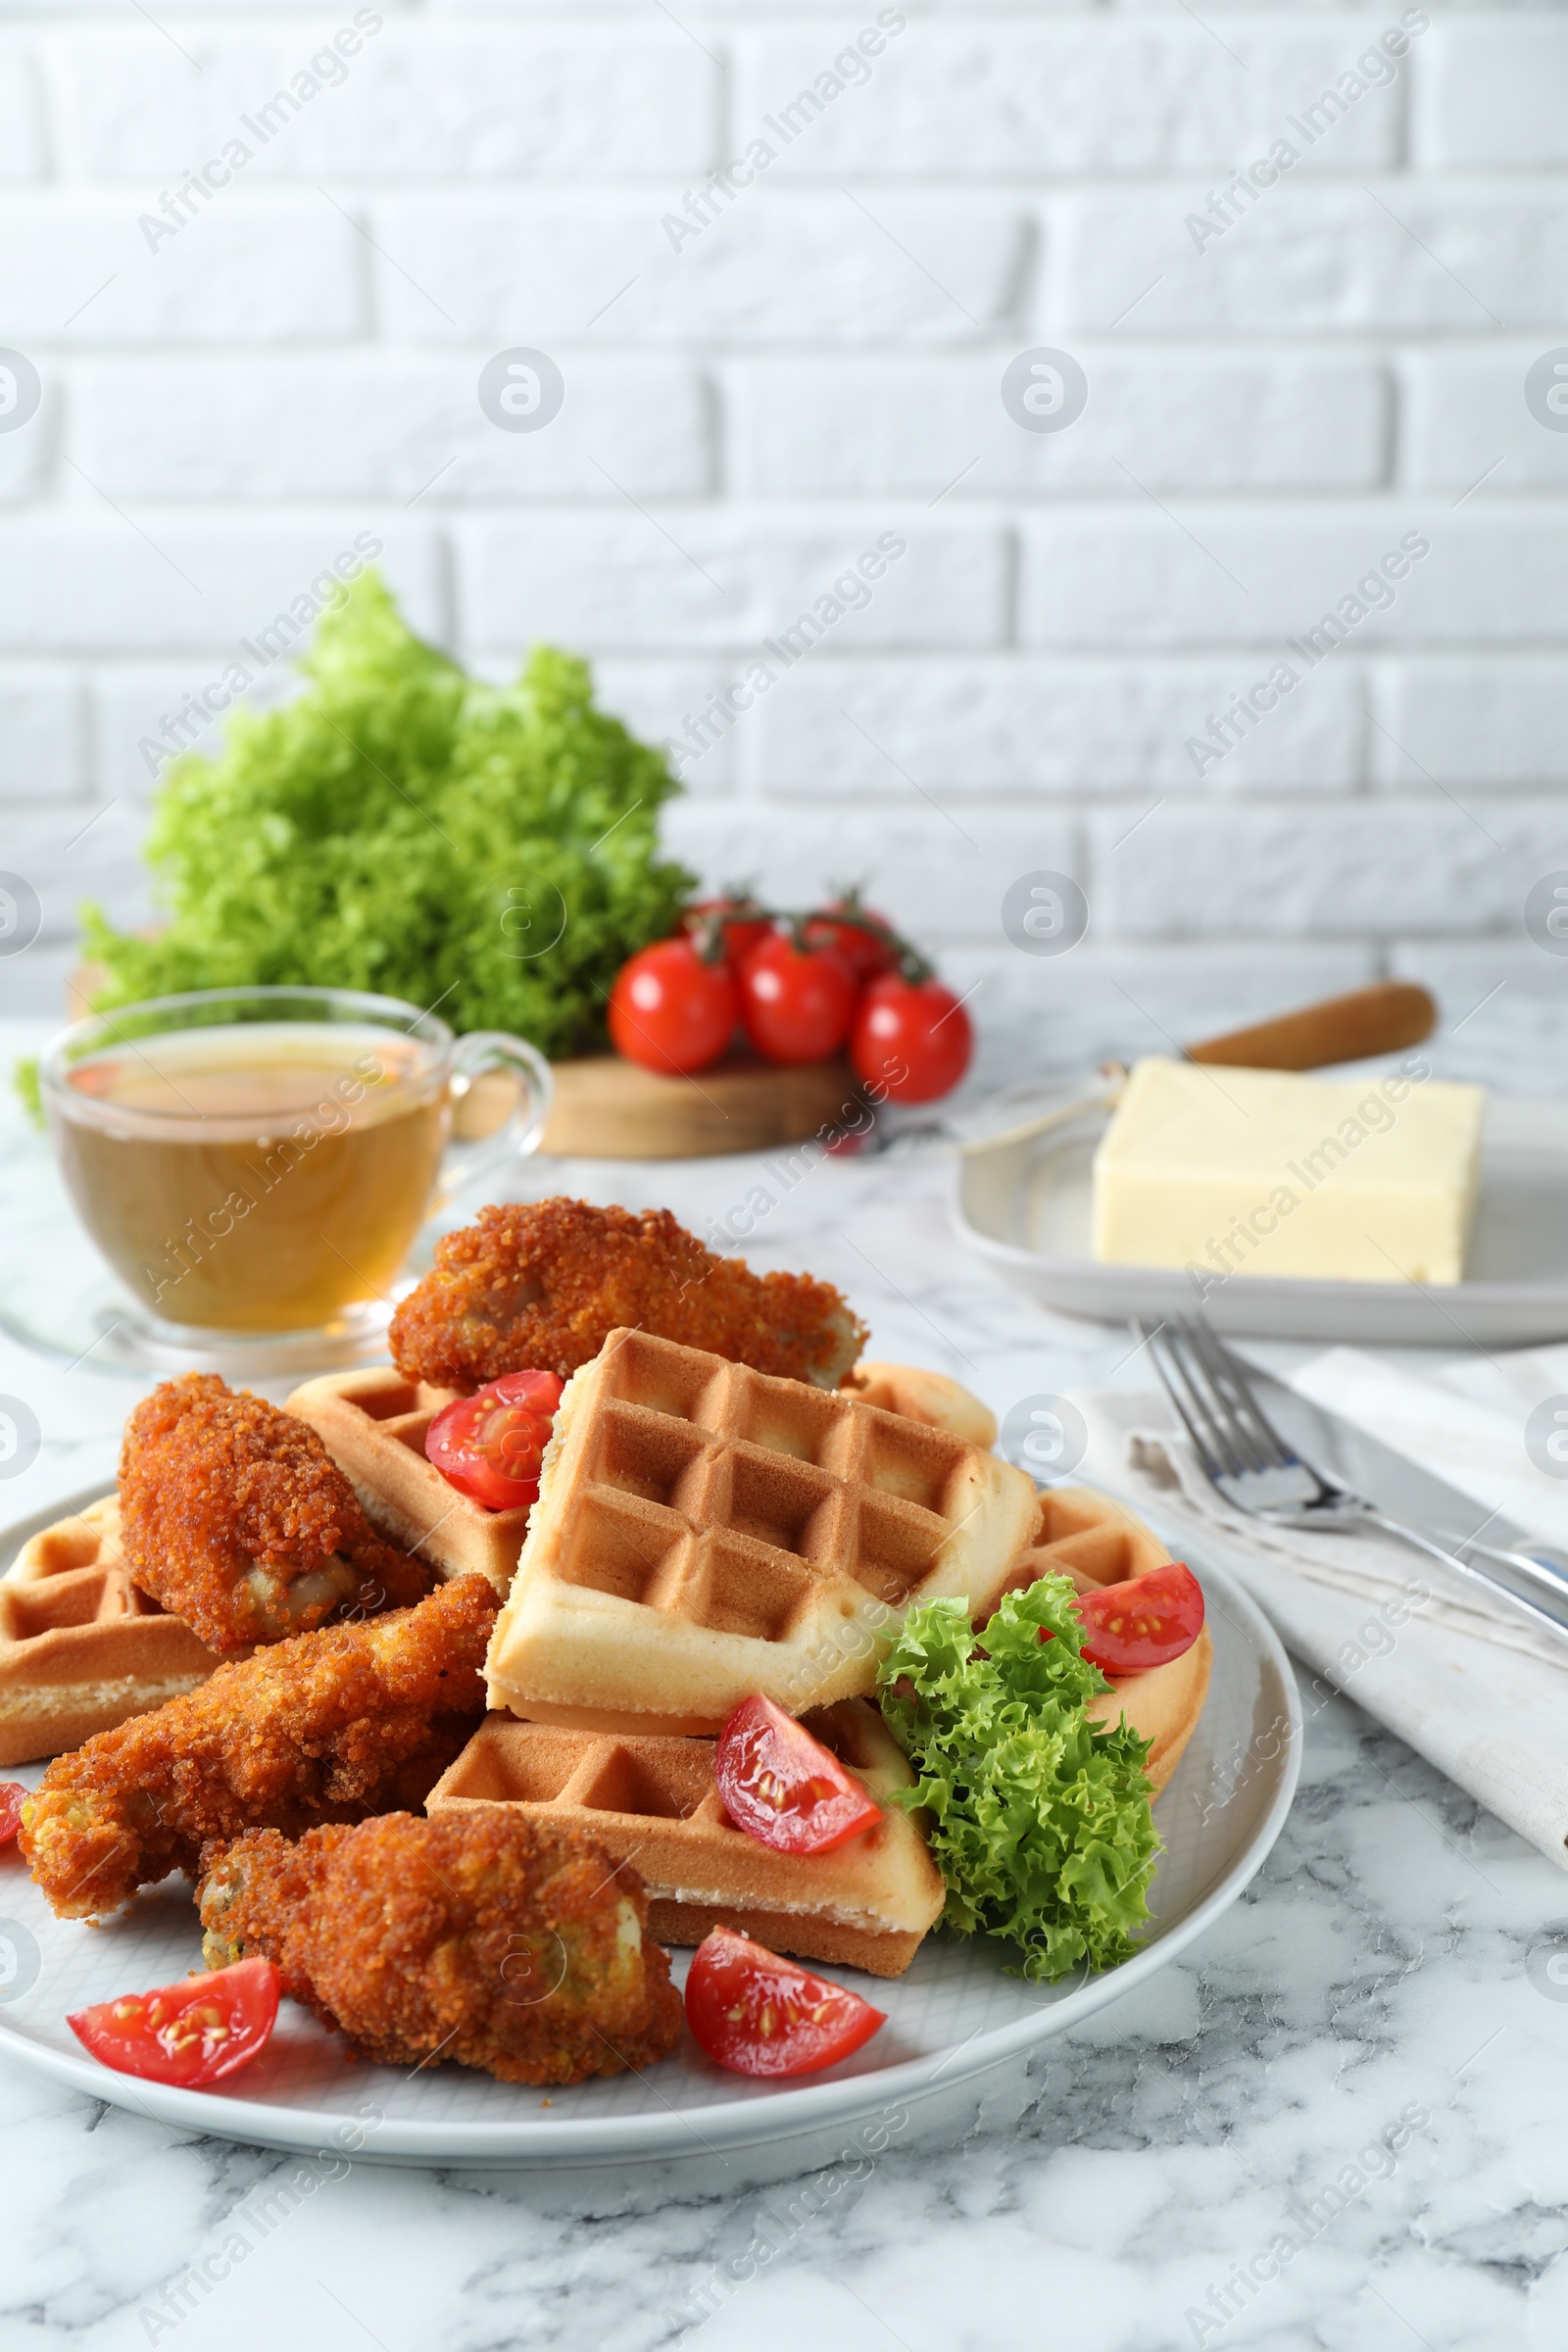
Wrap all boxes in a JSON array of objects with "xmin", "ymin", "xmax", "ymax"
[{"xmin": 877, "ymin": 1573, "xmax": 1161, "ymax": 1983}]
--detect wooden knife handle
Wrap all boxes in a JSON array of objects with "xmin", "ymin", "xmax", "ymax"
[{"xmin": 1185, "ymin": 981, "xmax": 1437, "ymax": 1072}]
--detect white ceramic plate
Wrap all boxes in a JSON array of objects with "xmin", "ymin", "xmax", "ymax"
[
  {"xmin": 0, "ymin": 1484, "xmax": 1301, "ymax": 2169},
  {"xmin": 956, "ymin": 1093, "xmax": 1568, "ymax": 1346}
]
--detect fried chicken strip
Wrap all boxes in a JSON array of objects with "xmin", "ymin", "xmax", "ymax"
[
  {"xmin": 119, "ymin": 1373, "xmax": 432, "ymax": 1653},
  {"xmin": 21, "ymin": 1575, "xmax": 497, "ymax": 1921},
  {"xmin": 389, "ymin": 1197, "xmax": 867, "ymax": 1393},
  {"xmin": 197, "ymin": 1811, "xmax": 682, "ymax": 2086}
]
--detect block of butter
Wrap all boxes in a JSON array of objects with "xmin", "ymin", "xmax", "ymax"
[{"xmin": 1091, "ymin": 1057, "xmax": 1485, "ymax": 1287}]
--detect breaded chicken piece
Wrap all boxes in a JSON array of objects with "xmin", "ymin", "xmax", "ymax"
[
  {"xmin": 21, "ymin": 1576, "xmax": 497, "ymax": 1921},
  {"xmin": 198, "ymin": 1810, "xmax": 682, "ymax": 2087},
  {"xmin": 389, "ymin": 1198, "xmax": 867, "ymax": 1393},
  {"xmin": 120, "ymin": 1374, "xmax": 432, "ymax": 1653}
]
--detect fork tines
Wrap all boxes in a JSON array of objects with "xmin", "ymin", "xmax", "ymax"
[{"xmin": 1135, "ymin": 1317, "xmax": 1301, "ymax": 1483}]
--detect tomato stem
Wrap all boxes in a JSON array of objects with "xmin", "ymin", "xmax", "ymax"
[
  {"xmin": 683, "ymin": 910, "xmax": 733, "ymax": 966},
  {"xmin": 686, "ymin": 889, "xmax": 935, "ymax": 980}
]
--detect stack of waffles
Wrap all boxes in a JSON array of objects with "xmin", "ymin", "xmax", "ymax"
[
  {"xmin": 0, "ymin": 1499, "xmax": 220, "ymax": 1769},
  {"xmin": 1, "ymin": 1331, "xmax": 1208, "ymax": 1977},
  {"xmin": 417, "ymin": 1325, "xmax": 1042, "ymax": 1977},
  {"xmin": 479, "ymin": 1327, "xmax": 1039, "ymax": 1734},
  {"xmin": 301, "ymin": 1330, "xmax": 1208, "ymax": 1975}
]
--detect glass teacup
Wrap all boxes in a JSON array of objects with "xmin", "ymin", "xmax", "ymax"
[{"xmin": 39, "ymin": 985, "xmax": 552, "ymax": 1363}]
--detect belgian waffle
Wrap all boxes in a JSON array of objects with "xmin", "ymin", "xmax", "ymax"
[
  {"xmin": 485, "ymin": 1328, "xmax": 1039, "ymax": 1735},
  {"xmin": 999, "ymin": 1485, "xmax": 1212, "ymax": 1795},
  {"xmin": 425, "ymin": 1698, "xmax": 944, "ymax": 1977},
  {"xmin": 840, "ymin": 1361, "xmax": 997, "ymax": 1449},
  {"xmin": 286, "ymin": 1369, "xmax": 529, "ymax": 1596},
  {"xmin": 287, "ymin": 1355, "xmax": 997, "ymax": 1604},
  {"xmin": 0, "ymin": 1498, "xmax": 220, "ymax": 1767}
]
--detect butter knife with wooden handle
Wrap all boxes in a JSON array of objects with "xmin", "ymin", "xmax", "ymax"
[{"xmin": 944, "ymin": 981, "xmax": 1440, "ymax": 1159}]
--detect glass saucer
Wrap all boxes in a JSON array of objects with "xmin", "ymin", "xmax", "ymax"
[
  {"xmin": 0, "ymin": 1129, "xmax": 421, "ymax": 1381},
  {"xmin": 16, "ymin": 1296, "xmax": 410, "ymax": 1382},
  {"xmin": 0, "ymin": 1263, "xmax": 415, "ymax": 1382}
]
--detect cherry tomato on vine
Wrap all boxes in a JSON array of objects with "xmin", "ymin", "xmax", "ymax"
[
  {"xmin": 679, "ymin": 897, "xmax": 773, "ymax": 971},
  {"xmin": 684, "ymin": 1927, "xmax": 885, "ymax": 2077},
  {"xmin": 69, "ymin": 1959, "xmax": 280, "ymax": 2089},
  {"xmin": 738, "ymin": 935, "xmax": 856, "ymax": 1065},
  {"xmin": 714, "ymin": 1694, "xmax": 883, "ymax": 1855},
  {"xmin": 802, "ymin": 901, "xmax": 899, "ymax": 989},
  {"xmin": 425, "ymin": 1369, "xmax": 564, "ymax": 1511},
  {"xmin": 1071, "ymin": 1561, "xmax": 1205, "ymax": 1678},
  {"xmin": 850, "ymin": 974, "xmax": 972, "ymax": 1104},
  {"xmin": 609, "ymin": 938, "xmax": 739, "ymax": 1076}
]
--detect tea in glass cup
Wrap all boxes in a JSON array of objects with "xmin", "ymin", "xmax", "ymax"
[{"xmin": 41, "ymin": 986, "xmax": 552, "ymax": 1348}]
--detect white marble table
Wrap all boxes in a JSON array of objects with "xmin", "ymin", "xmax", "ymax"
[{"xmin": 3, "ymin": 1007, "xmax": 1568, "ymax": 2352}]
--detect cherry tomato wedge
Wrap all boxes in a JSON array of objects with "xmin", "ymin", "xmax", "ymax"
[
  {"xmin": 0, "ymin": 1783, "xmax": 24, "ymax": 1845},
  {"xmin": 850, "ymin": 973, "xmax": 972, "ymax": 1105},
  {"xmin": 738, "ymin": 934, "xmax": 856, "ymax": 1064},
  {"xmin": 1072, "ymin": 1560, "xmax": 1205, "ymax": 1677},
  {"xmin": 684, "ymin": 1927, "xmax": 885, "ymax": 2077},
  {"xmin": 425, "ymin": 1369, "xmax": 564, "ymax": 1512},
  {"xmin": 68, "ymin": 1958, "xmax": 280, "ymax": 2088},
  {"xmin": 609, "ymin": 937, "xmax": 739, "ymax": 1076},
  {"xmin": 714, "ymin": 1695, "xmax": 882, "ymax": 1855}
]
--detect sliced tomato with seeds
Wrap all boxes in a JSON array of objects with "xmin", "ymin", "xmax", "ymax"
[
  {"xmin": 0, "ymin": 1783, "xmax": 24, "ymax": 1845},
  {"xmin": 68, "ymin": 1958, "xmax": 280, "ymax": 2088},
  {"xmin": 714, "ymin": 1694, "xmax": 882, "ymax": 1855},
  {"xmin": 425, "ymin": 1369, "xmax": 564, "ymax": 1511},
  {"xmin": 1072, "ymin": 1560, "xmax": 1204, "ymax": 1677},
  {"xmin": 684, "ymin": 1927, "xmax": 885, "ymax": 2077}
]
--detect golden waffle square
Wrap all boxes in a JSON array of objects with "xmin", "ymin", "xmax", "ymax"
[
  {"xmin": 841, "ymin": 1360, "xmax": 997, "ymax": 1449},
  {"xmin": 999, "ymin": 1485, "xmax": 1212, "ymax": 1796},
  {"xmin": 0, "ymin": 1498, "xmax": 220, "ymax": 1767},
  {"xmin": 286, "ymin": 1368, "xmax": 531, "ymax": 1595},
  {"xmin": 485, "ymin": 1327, "xmax": 1039, "ymax": 1734},
  {"xmin": 426, "ymin": 1699, "xmax": 944, "ymax": 1977}
]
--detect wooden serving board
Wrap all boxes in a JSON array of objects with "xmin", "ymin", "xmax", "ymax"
[{"xmin": 539, "ymin": 1052, "xmax": 862, "ymax": 1159}]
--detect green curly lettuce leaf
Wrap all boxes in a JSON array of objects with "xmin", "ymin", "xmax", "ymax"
[
  {"xmin": 877, "ymin": 1574, "xmax": 1161, "ymax": 1983},
  {"xmin": 77, "ymin": 572, "xmax": 693, "ymax": 1059}
]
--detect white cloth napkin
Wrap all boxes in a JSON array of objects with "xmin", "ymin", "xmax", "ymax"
[{"xmin": 1071, "ymin": 1348, "xmax": 1568, "ymax": 1875}]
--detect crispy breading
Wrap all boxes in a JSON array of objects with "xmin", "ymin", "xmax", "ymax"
[
  {"xmin": 197, "ymin": 1811, "xmax": 683, "ymax": 2086},
  {"xmin": 20, "ymin": 1576, "xmax": 497, "ymax": 1922},
  {"xmin": 389, "ymin": 1197, "xmax": 867, "ymax": 1393},
  {"xmin": 119, "ymin": 1374, "xmax": 432, "ymax": 1653}
]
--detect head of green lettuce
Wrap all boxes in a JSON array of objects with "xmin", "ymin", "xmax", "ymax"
[{"xmin": 77, "ymin": 571, "xmax": 694, "ymax": 1059}]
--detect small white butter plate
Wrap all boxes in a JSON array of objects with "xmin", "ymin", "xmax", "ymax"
[{"xmin": 956, "ymin": 1093, "xmax": 1568, "ymax": 1346}]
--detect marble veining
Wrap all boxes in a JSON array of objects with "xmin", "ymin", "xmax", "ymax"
[{"xmin": 3, "ymin": 1002, "xmax": 1568, "ymax": 2352}]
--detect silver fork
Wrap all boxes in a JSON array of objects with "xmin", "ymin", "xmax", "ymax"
[{"xmin": 1138, "ymin": 1315, "xmax": 1568, "ymax": 1648}]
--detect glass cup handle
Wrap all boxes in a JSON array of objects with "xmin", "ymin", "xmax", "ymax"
[{"xmin": 435, "ymin": 1031, "xmax": 555, "ymax": 1208}]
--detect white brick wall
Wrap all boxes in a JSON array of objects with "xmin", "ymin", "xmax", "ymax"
[{"xmin": 0, "ymin": 0, "xmax": 1563, "ymax": 1043}]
